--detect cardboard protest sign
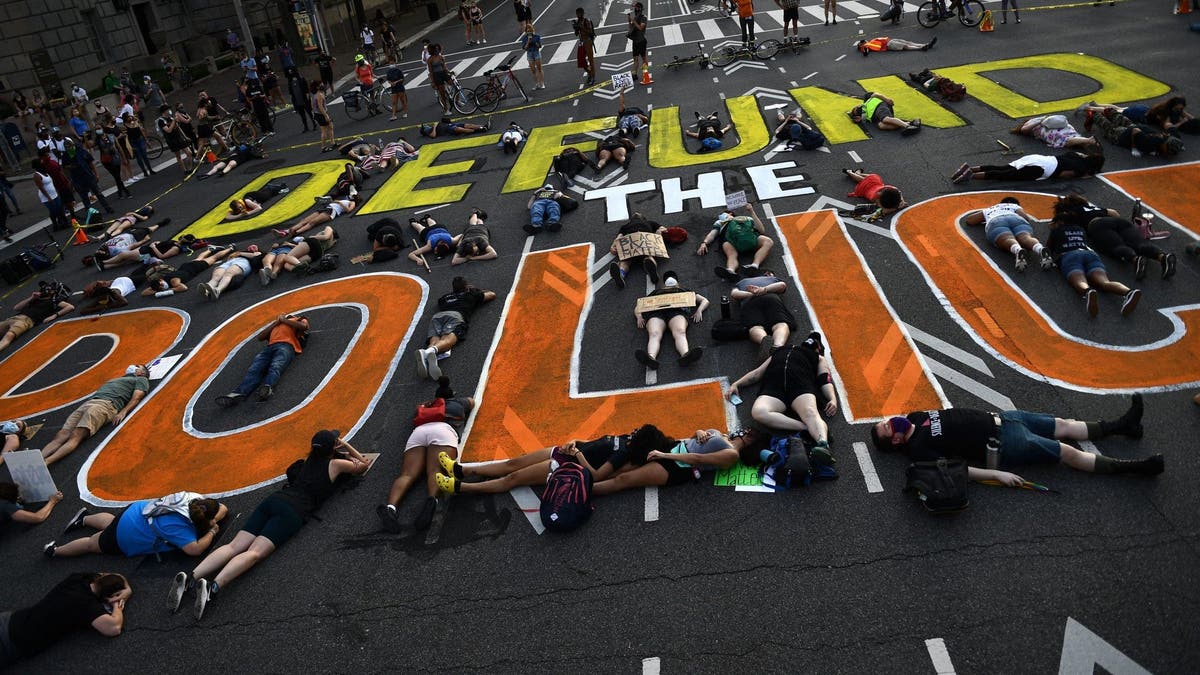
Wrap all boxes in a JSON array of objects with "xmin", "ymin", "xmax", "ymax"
[
  {"xmin": 635, "ymin": 291, "xmax": 696, "ymax": 313},
  {"xmin": 615, "ymin": 231, "xmax": 668, "ymax": 261}
]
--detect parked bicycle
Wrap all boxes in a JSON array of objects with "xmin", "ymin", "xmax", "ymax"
[
  {"xmin": 474, "ymin": 54, "xmax": 529, "ymax": 113},
  {"xmin": 917, "ymin": 0, "xmax": 985, "ymax": 27},
  {"xmin": 442, "ymin": 74, "xmax": 478, "ymax": 115},
  {"xmin": 210, "ymin": 108, "xmax": 263, "ymax": 145},
  {"xmin": 343, "ymin": 83, "xmax": 394, "ymax": 121},
  {"xmin": 710, "ymin": 40, "xmax": 779, "ymax": 68},
  {"xmin": 756, "ymin": 35, "xmax": 811, "ymax": 56},
  {"xmin": 665, "ymin": 42, "xmax": 711, "ymax": 71}
]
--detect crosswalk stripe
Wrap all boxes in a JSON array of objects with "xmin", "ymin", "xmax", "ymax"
[
  {"xmin": 472, "ymin": 52, "xmax": 511, "ymax": 78},
  {"xmin": 840, "ymin": 0, "xmax": 882, "ymax": 16},
  {"xmin": 759, "ymin": 9, "xmax": 785, "ymax": 28},
  {"xmin": 547, "ymin": 40, "xmax": 578, "ymax": 65},
  {"xmin": 698, "ymin": 18, "xmax": 725, "ymax": 40},
  {"xmin": 594, "ymin": 32, "xmax": 616, "ymax": 58},
  {"xmin": 452, "ymin": 56, "xmax": 481, "ymax": 79},
  {"xmin": 802, "ymin": 6, "xmax": 828, "ymax": 22},
  {"xmin": 662, "ymin": 23, "xmax": 685, "ymax": 46}
]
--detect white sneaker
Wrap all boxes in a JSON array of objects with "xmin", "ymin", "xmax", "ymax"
[
  {"xmin": 259, "ymin": 268, "xmax": 272, "ymax": 286},
  {"xmin": 194, "ymin": 578, "xmax": 210, "ymax": 620},
  {"xmin": 167, "ymin": 572, "xmax": 188, "ymax": 613},
  {"xmin": 415, "ymin": 347, "xmax": 430, "ymax": 379},
  {"xmin": 424, "ymin": 347, "xmax": 442, "ymax": 380}
]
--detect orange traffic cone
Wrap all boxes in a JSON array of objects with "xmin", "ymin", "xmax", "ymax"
[
  {"xmin": 641, "ymin": 62, "xmax": 653, "ymax": 86},
  {"xmin": 1176, "ymin": 0, "xmax": 1191, "ymax": 13},
  {"xmin": 978, "ymin": 9, "xmax": 994, "ymax": 31},
  {"xmin": 70, "ymin": 226, "xmax": 90, "ymax": 246}
]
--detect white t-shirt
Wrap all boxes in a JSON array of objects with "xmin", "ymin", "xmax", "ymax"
[
  {"xmin": 361, "ymin": 28, "xmax": 374, "ymax": 45},
  {"xmin": 1009, "ymin": 154, "xmax": 1058, "ymax": 180},
  {"xmin": 72, "ymin": 86, "xmax": 89, "ymax": 104},
  {"xmin": 116, "ymin": 103, "xmax": 135, "ymax": 121},
  {"xmin": 35, "ymin": 172, "xmax": 58, "ymax": 203},
  {"xmin": 981, "ymin": 202, "xmax": 1022, "ymax": 225},
  {"xmin": 110, "ymin": 277, "xmax": 135, "ymax": 298}
]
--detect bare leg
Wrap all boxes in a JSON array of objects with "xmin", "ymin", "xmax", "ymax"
[
  {"xmin": 1059, "ymin": 444, "xmax": 1097, "ymax": 472},
  {"xmin": 212, "ymin": 535, "xmax": 276, "ymax": 589},
  {"xmin": 425, "ymin": 444, "xmax": 455, "ymax": 497},
  {"xmin": 721, "ymin": 242, "xmax": 739, "ymax": 272},
  {"xmin": 791, "ymin": 393, "xmax": 828, "ymax": 442},
  {"xmin": 43, "ymin": 428, "xmax": 91, "ymax": 466},
  {"xmin": 459, "ymin": 461, "xmax": 553, "ymax": 494},
  {"xmin": 750, "ymin": 238, "xmax": 774, "ymax": 266},
  {"xmin": 194, "ymin": 530, "xmax": 255, "ymax": 580},
  {"xmin": 645, "ymin": 317, "xmax": 665, "ymax": 360},
  {"xmin": 769, "ymin": 322, "xmax": 790, "ymax": 348},
  {"xmin": 52, "ymin": 531, "xmax": 107, "ymax": 557},
  {"xmin": 592, "ymin": 463, "xmax": 670, "ymax": 496},
  {"xmin": 385, "ymin": 448, "xmax": 426, "ymax": 506},
  {"xmin": 1087, "ymin": 269, "xmax": 1130, "ymax": 296},
  {"xmin": 751, "ymin": 395, "xmax": 808, "ymax": 432},
  {"xmin": 466, "ymin": 449, "xmax": 553, "ymax": 478},
  {"xmin": 668, "ymin": 314, "xmax": 690, "ymax": 357}
]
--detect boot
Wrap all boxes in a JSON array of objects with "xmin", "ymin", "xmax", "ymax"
[
  {"xmin": 1095, "ymin": 454, "xmax": 1164, "ymax": 476},
  {"xmin": 1099, "ymin": 393, "xmax": 1144, "ymax": 438}
]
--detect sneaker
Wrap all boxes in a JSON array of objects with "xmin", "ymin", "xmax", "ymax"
[
  {"xmin": 1162, "ymin": 253, "xmax": 1177, "ymax": 279},
  {"xmin": 678, "ymin": 347, "xmax": 704, "ymax": 366},
  {"xmin": 1085, "ymin": 289, "xmax": 1099, "ymax": 317},
  {"xmin": 634, "ymin": 349, "xmax": 660, "ymax": 370},
  {"xmin": 435, "ymin": 473, "xmax": 458, "ymax": 494},
  {"xmin": 255, "ymin": 384, "xmax": 273, "ymax": 401},
  {"xmin": 63, "ymin": 507, "xmax": 89, "ymax": 535},
  {"xmin": 1015, "ymin": 249, "xmax": 1028, "ymax": 272},
  {"xmin": 522, "ymin": 223, "xmax": 538, "ymax": 234},
  {"xmin": 197, "ymin": 283, "xmax": 213, "ymax": 299},
  {"xmin": 167, "ymin": 572, "xmax": 189, "ymax": 613},
  {"xmin": 215, "ymin": 393, "xmax": 243, "ymax": 408},
  {"xmin": 715, "ymin": 266, "xmax": 739, "ymax": 282},
  {"xmin": 1133, "ymin": 255, "xmax": 1147, "ymax": 280},
  {"xmin": 259, "ymin": 268, "xmax": 272, "ymax": 286},
  {"xmin": 901, "ymin": 121, "xmax": 921, "ymax": 136},
  {"xmin": 741, "ymin": 263, "xmax": 759, "ymax": 273},
  {"xmin": 810, "ymin": 440, "xmax": 836, "ymax": 465},
  {"xmin": 1120, "ymin": 289, "xmax": 1141, "ymax": 317},
  {"xmin": 193, "ymin": 578, "xmax": 210, "ymax": 620},
  {"xmin": 643, "ymin": 257, "xmax": 659, "ymax": 284},
  {"xmin": 43, "ymin": 540, "xmax": 56, "ymax": 558},
  {"xmin": 950, "ymin": 162, "xmax": 971, "ymax": 183},
  {"xmin": 609, "ymin": 261, "xmax": 625, "ymax": 289},
  {"xmin": 437, "ymin": 451, "xmax": 463, "ymax": 479},
  {"xmin": 413, "ymin": 497, "xmax": 438, "ymax": 531},
  {"xmin": 922, "ymin": 36, "xmax": 937, "ymax": 51},
  {"xmin": 292, "ymin": 261, "xmax": 310, "ymax": 275},
  {"xmin": 415, "ymin": 347, "xmax": 430, "ymax": 379},
  {"xmin": 94, "ymin": 256, "xmax": 105, "ymax": 272},
  {"xmin": 277, "ymin": 186, "xmax": 290, "ymax": 194},
  {"xmin": 424, "ymin": 347, "xmax": 442, "ymax": 380},
  {"xmin": 547, "ymin": 221, "xmax": 562, "ymax": 232},
  {"xmin": 272, "ymin": 228, "xmax": 290, "ymax": 237},
  {"xmin": 376, "ymin": 504, "xmax": 402, "ymax": 533},
  {"xmin": 1039, "ymin": 248, "xmax": 1054, "ymax": 270}
]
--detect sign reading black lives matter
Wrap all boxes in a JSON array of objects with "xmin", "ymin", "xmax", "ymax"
[{"xmin": 615, "ymin": 231, "xmax": 668, "ymax": 261}]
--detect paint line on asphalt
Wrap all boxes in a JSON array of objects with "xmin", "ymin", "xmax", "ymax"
[
  {"xmin": 509, "ymin": 486, "xmax": 546, "ymax": 534},
  {"xmin": 848, "ymin": 150, "xmax": 862, "ymax": 163},
  {"xmin": 642, "ymin": 657, "xmax": 662, "ymax": 675},
  {"xmin": 925, "ymin": 638, "xmax": 957, "ymax": 675},
  {"xmin": 904, "ymin": 322, "xmax": 993, "ymax": 378},
  {"xmin": 924, "ymin": 356, "xmax": 1015, "ymax": 410},
  {"xmin": 853, "ymin": 442, "xmax": 884, "ymax": 493},
  {"xmin": 644, "ymin": 486, "xmax": 659, "ymax": 521}
]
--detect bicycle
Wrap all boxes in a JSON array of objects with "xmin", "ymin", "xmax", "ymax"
[
  {"xmin": 342, "ymin": 84, "xmax": 394, "ymax": 121},
  {"xmin": 210, "ymin": 108, "xmax": 261, "ymax": 145},
  {"xmin": 917, "ymin": 0, "xmax": 986, "ymax": 27},
  {"xmin": 145, "ymin": 135, "xmax": 165, "ymax": 160},
  {"xmin": 474, "ymin": 54, "xmax": 529, "ymax": 113},
  {"xmin": 756, "ymin": 35, "xmax": 811, "ymax": 57},
  {"xmin": 710, "ymin": 40, "xmax": 779, "ymax": 68},
  {"xmin": 442, "ymin": 74, "xmax": 478, "ymax": 115},
  {"xmin": 665, "ymin": 42, "xmax": 711, "ymax": 71}
]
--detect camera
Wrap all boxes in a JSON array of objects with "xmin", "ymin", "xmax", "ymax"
[
  {"xmin": 571, "ymin": 18, "xmax": 580, "ymax": 34},
  {"xmin": 39, "ymin": 280, "xmax": 71, "ymax": 303}
]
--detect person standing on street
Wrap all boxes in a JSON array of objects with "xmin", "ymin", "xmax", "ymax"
[{"xmin": 628, "ymin": 3, "xmax": 648, "ymax": 80}]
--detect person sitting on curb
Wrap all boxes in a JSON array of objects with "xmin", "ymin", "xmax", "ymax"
[
  {"xmin": 197, "ymin": 247, "xmax": 266, "ymax": 301},
  {"xmin": 870, "ymin": 394, "xmax": 1163, "ymax": 480},
  {"xmin": 141, "ymin": 247, "xmax": 235, "ymax": 296},
  {"xmin": 0, "ymin": 572, "xmax": 130, "ymax": 667},
  {"xmin": 1009, "ymin": 114, "xmax": 1099, "ymax": 150},
  {"xmin": 216, "ymin": 314, "xmax": 310, "ymax": 406},
  {"xmin": 0, "ymin": 285, "xmax": 75, "ymax": 353},
  {"xmin": 849, "ymin": 92, "xmax": 921, "ymax": 136},
  {"xmin": 419, "ymin": 116, "xmax": 491, "ymax": 138},
  {"xmin": 434, "ymin": 430, "xmax": 643, "ymax": 496},
  {"xmin": 170, "ymin": 431, "xmax": 370, "ymax": 620},
  {"xmin": 79, "ymin": 278, "xmax": 135, "ymax": 315},
  {"xmin": 731, "ymin": 269, "xmax": 796, "ymax": 359},
  {"xmin": 962, "ymin": 196, "xmax": 1053, "ymax": 272},
  {"xmin": 854, "ymin": 35, "xmax": 936, "ymax": 56},
  {"xmin": 44, "ymin": 493, "xmax": 227, "ymax": 560},
  {"xmin": 588, "ymin": 426, "xmax": 769, "ymax": 495},
  {"xmin": 377, "ymin": 379, "xmax": 475, "ymax": 533},
  {"xmin": 40, "ymin": 365, "xmax": 149, "ymax": 467},
  {"xmin": 1046, "ymin": 203, "xmax": 1141, "ymax": 318},
  {"xmin": 224, "ymin": 182, "xmax": 290, "ymax": 221},
  {"xmin": 698, "ymin": 203, "xmax": 774, "ymax": 281},
  {"xmin": 272, "ymin": 195, "xmax": 358, "ymax": 239},
  {"xmin": 951, "ymin": 149, "xmax": 1106, "ymax": 183},
  {"xmin": 415, "ymin": 276, "xmax": 497, "ymax": 380},
  {"xmin": 727, "ymin": 333, "xmax": 837, "ymax": 464},
  {"xmin": 608, "ymin": 212, "xmax": 668, "ymax": 289},
  {"xmin": 452, "ymin": 210, "xmax": 497, "ymax": 265},
  {"xmin": 843, "ymin": 168, "xmax": 907, "ymax": 219},
  {"xmin": 635, "ymin": 270, "xmax": 709, "ymax": 369},
  {"xmin": 526, "ymin": 184, "xmax": 565, "ymax": 234}
]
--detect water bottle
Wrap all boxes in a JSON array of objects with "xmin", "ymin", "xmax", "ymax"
[
  {"xmin": 720, "ymin": 295, "xmax": 730, "ymax": 319},
  {"xmin": 155, "ymin": 289, "xmax": 174, "ymax": 298}
]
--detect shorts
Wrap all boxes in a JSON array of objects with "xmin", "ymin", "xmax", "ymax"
[
  {"xmin": 655, "ymin": 459, "xmax": 701, "ymax": 486},
  {"xmin": 870, "ymin": 103, "xmax": 894, "ymax": 124},
  {"xmin": 405, "ymin": 421, "xmax": 460, "ymax": 451},
  {"xmin": 848, "ymin": 173, "xmax": 884, "ymax": 200},
  {"xmin": 175, "ymin": 260, "xmax": 209, "ymax": 283},
  {"xmin": 62, "ymin": 398, "xmax": 119, "ymax": 435},
  {"xmin": 1058, "ymin": 249, "xmax": 1104, "ymax": 279},
  {"xmin": 740, "ymin": 295, "xmax": 796, "ymax": 331},
  {"xmin": 387, "ymin": 80, "xmax": 405, "ymax": 92},
  {"xmin": 783, "ymin": 6, "xmax": 800, "ymax": 21},
  {"xmin": 646, "ymin": 307, "xmax": 691, "ymax": 323},
  {"xmin": 998, "ymin": 409, "xmax": 1061, "ymax": 467},
  {"xmin": 242, "ymin": 493, "xmax": 305, "ymax": 547},
  {"xmin": 97, "ymin": 505, "xmax": 129, "ymax": 555},
  {"xmin": 526, "ymin": 49, "xmax": 541, "ymax": 62},
  {"xmin": 632, "ymin": 40, "xmax": 648, "ymax": 58},
  {"xmin": 428, "ymin": 311, "xmax": 467, "ymax": 340},
  {"xmin": 984, "ymin": 214, "xmax": 1034, "ymax": 245},
  {"xmin": 0, "ymin": 314, "xmax": 34, "ymax": 338},
  {"xmin": 219, "ymin": 257, "xmax": 252, "ymax": 275},
  {"xmin": 578, "ymin": 435, "xmax": 625, "ymax": 468},
  {"xmin": 304, "ymin": 237, "xmax": 328, "ymax": 257},
  {"xmin": 516, "ymin": 6, "xmax": 532, "ymax": 20}
]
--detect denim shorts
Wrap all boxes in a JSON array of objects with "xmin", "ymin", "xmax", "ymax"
[
  {"xmin": 998, "ymin": 409, "xmax": 1061, "ymax": 467},
  {"xmin": 984, "ymin": 214, "xmax": 1033, "ymax": 245},
  {"xmin": 1059, "ymin": 249, "xmax": 1104, "ymax": 279}
]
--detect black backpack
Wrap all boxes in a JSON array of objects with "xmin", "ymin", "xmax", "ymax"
[
  {"xmin": 308, "ymin": 253, "xmax": 340, "ymax": 274},
  {"xmin": 540, "ymin": 461, "xmax": 594, "ymax": 532},
  {"xmin": 904, "ymin": 459, "xmax": 969, "ymax": 514}
]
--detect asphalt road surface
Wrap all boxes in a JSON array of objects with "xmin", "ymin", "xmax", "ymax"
[{"xmin": 1, "ymin": 0, "xmax": 1197, "ymax": 672}]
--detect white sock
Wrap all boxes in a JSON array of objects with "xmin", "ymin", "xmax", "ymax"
[
  {"xmin": 1032, "ymin": 243, "xmax": 1044, "ymax": 254},
  {"xmin": 1009, "ymin": 243, "xmax": 1021, "ymax": 256}
]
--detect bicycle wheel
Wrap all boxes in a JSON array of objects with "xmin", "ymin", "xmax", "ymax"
[
  {"xmin": 755, "ymin": 39, "xmax": 780, "ymax": 59},
  {"xmin": 957, "ymin": 0, "xmax": 985, "ymax": 26},
  {"xmin": 511, "ymin": 76, "xmax": 529, "ymax": 102},
  {"xmin": 451, "ymin": 87, "xmax": 478, "ymax": 115},
  {"xmin": 230, "ymin": 121, "xmax": 256, "ymax": 144},
  {"xmin": 710, "ymin": 46, "xmax": 738, "ymax": 68},
  {"xmin": 145, "ymin": 136, "xmax": 164, "ymax": 160},
  {"xmin": 474, "ymin": 83, "xmax": 502, "ymax": 113},
  {"xmin": 917, "ymin": 0, "xmax": 942, "ymax": 27},
  {"xmin": 378, "ymin": 84, "xmax": 394, "ymax": 114},
  {"xmin": 342, "ymin": 91, "xmax": 368, "ymax": 121}
]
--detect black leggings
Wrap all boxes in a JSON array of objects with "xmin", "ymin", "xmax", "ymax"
[
  {"xmin": 102, "ymin": 161, "xmax": 131, "ymax": 197},
  {"xmin": 740, "ymin": 17, "xmax": 755, "ymax": 43},
  {"xmin": 1086, "ymin": 217, "xmax": 1163, "ymax": 262},
  {"xmin": 245, "ymin": 183, "xmax": 286, "ymax": 203},
  {"xmin": 977, "ymin": 164, "xmax": 1044, "ymax": 181}
]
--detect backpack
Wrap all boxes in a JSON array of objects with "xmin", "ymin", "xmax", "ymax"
[
  {"xmin": 413, "ymin": 398, "xmax": 447, "ymax": 426},
  {"xmin": 904, "ymin": 459, "xmax": 969, "ymax": 514},
  {"xmin": 937, "ymin": 77, "xmax": 967, "ymax": 102},
  {"xmin": 308, "ymin": 253, "xmax": 340, "ymax": 274},
  {"xmin": 700, "ymin": 136, "xmax": 722, "ymax": 150},
  {"xmin": 540, "ymin": 459, "xmax": 593, "ymax": 532},
  {"xmin": 723, "ymin": 217, "xmax": 758, "ymax": 252},
  {"xmin": 141, "ymin": 491, "xmax": 203, "ymax": 520},
  {"xmin": 710, "ymin": 318, "xmax": 749, "ymax": 341},
  {"xmin": 761, "ymin": 434, "xmax": 837, "ymax": 490}
]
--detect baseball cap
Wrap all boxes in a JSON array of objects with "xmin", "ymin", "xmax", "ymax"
[{"xmin": 311, "ymin": 429, "xmax": 342, "ymax": 453}]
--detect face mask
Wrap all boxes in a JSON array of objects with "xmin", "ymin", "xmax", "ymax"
[{"xmin": 663, "ymin": 277, "xmax": 679, "ymax": 288}]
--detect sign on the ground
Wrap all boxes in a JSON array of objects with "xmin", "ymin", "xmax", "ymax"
[
  {"xmin": 616, "ymin": 231, "xmax": 668, "ymax": 261},
  {"xmin": 635, "ymin": 291, "xmax": 696, "ymax": 313},
  {"xmin": 6, "ymin": 450, "xmax": 57, "ymax": 502}
]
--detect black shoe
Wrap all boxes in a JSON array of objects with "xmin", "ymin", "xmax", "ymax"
[
  {"xmin": 634, "ymin": 349, "xmax": 660, "ymax": 370},
  {"xmin": 63, "ymin": 507, "xmax": 89, "ymax": 535},
  {"xmin": 1134, "ymin": 454, "xmax": 1165, "ymax": 476},
  {"xmin": 643, "ymin": 257, "xmax": 659, "ymax": 284},
  {"xmin": 1133, "ymin": 255, "xmax": 1147, "ymax": 280},
  {"xmin": 376, "ymin": 504, "xmax": 402, "ymax": 533},
  {"xmin": 255, "ymin": 384, "xmax": 273, "ymax": 401},
  {"xmin": 923, "ymin": 37, "xmax": 937, "ymax": 51},
  {"xmin": 522, "ymin": 223, "xmax": 537, "ymax": 234},
  {"xmin": 547, "ymin": 221, "xmax": 562, "ymax": 232},
  {"xmin": 1102, "ymin": 393, "xmax": 1144, "ymax": 438},
  {"xmin": 609, "ymin": 261, "xmax": 625, "ymax": 289},
  {"xmin": 715, "ymin": 266, "xmax": 739, "ymax": 282},
  {"xmin": 215, "ymin": 393, "xmax": 243, "ymax": 408},
  {"xmin": 413, "ymin": 497, "xmax": 438, "ymax": 531},
  {"xmin": 678, "ymin": 347, "xmax": 704, "ymax": 366},
  {"xmin": 1162, "ymin": 253, "xmax": 1177, "ymax": 280}
]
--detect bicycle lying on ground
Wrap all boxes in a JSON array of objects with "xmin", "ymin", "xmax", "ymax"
[
  {"xmin": 710, "ymin": 40, "xmax": 779, "ymax": 68},
  {"xmin": 917, "ymin": 0, "xmax": 985, "ymax": 27},
  {"xmin": 756, "ymin": 35, "xmax": 811, "ymax": 56},
  {"xmin": 474, "ymin": 54, "xmax": 529, "ymax": 113},
  {"xmin": 665, "ymin": 42, "xmax": 711, "ymax": 71}
]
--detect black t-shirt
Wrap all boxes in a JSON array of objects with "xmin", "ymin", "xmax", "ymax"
[
  {"xmin": 277, "ymin": 456, "xmax": 336, "ymax": 518},
  {"xmin": 21, "ymin": 296, "xmax": 58, "ymax": 323},
  {"xmin": 7, "ymin": 573, "xmax": 108, "ymax": 657},
  {"xmin": 1047, "ymin": 223, "xmax": 1090, "ymax": 257},
  {"xmin": 372, "ymin": 224, "xmax": 402, "ymax": 245},
  {"xmin": 1052, "ymin": 151, "xmax": 1093, "ymax": 177},
  {"xmin": 437, "ymin": 288, "xmax": 487, "ymax": 319},
  {"xmin": 578, "ymin": 434, "xmax": 632, "ymax": 470},
  {"xmin": 1122, "ymin": 124, "xmax": 1167, "ymax": 155},
  {"xmin": 315, "ymin": 55, "xmax": 333, "ymax": 71},
  {"xmin": 244, "ymin": 78, "xmax": 265, "ymax": 99},
  {"xmin": 0, "ymin": 500, "xmax": 19, "ymax": 532},
  {"xmin": 618, "ymin": 216, "xmax": 660, "ymax": 236},
  {"xmin": 899, "ymin": 408, "xmax": 995, "ymax": 465}
]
